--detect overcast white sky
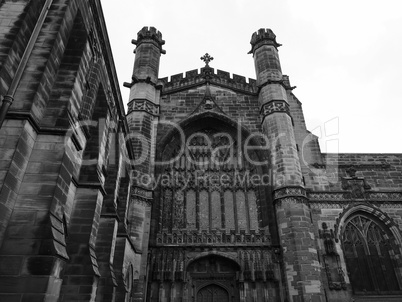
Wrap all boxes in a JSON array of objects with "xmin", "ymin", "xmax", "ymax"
[{"xmin": 100, "ymin": 0, "xmax": 402, "ymax": 154}]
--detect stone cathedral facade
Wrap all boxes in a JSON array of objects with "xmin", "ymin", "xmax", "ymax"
[{"xmin": 1, "ymin": 1, "xmax": 402, "ymax": 302}]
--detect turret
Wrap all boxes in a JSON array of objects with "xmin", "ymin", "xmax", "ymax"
[
  {"xmin": 125, "ymin": 26, "xmax": 165, "ymax": 302},
  {"xmin": 131, "ymin": 26, "xmax": 165, "ymax": 83},
  {"xmin": 249, "ymin": 28, "xmax": 298, "ymax": 187},
  {"xmin": 249, "ymin": 28, "xmax": 282, "ymax": 83},
  {"xmin": 250, "ymin": 28, "xmax": 324, "ymax": 302}
]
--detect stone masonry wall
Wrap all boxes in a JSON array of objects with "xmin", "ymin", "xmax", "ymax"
[
  {"xmin": 0, "ymin": 1, "xmax": 138, "ymax": 301},
  {"xmin": 157, "ymin": 83, "xmax": 261, "ymax": 141},
  {"xmin": 308, "ymin": 153, "xmax": 402, "ymax": 301}
]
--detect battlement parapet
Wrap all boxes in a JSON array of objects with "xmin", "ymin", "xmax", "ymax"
[
  {"xmin": 159, "ymin": 68, "xmax": 257, "ymax": 95},
  {"xmin": 249, "ymin": 28, "xmax": 282, "ymax": 54},
  {"xmin": 132, "ymin": 26, "xmax": 166, "ymax": 53}
]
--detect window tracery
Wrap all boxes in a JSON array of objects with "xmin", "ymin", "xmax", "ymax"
[
  {"xmin": 342, "ymin": 213, "xmax": 402, "ymax": 294},
  {"xmin": 159, "ymin": 127, "xmax": 261, "ymax": 235}
]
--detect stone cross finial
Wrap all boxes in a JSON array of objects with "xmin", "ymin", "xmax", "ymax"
[{"xmin": 201, "ymin": 53, "xmax": 214, "ymax": 67}]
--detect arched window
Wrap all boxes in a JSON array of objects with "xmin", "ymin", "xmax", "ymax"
[
  {"xmin": 159, "ymin": 126, "xmax": 261, "ymax": 234},
  {"xmin": 342, "ymin": 213, "xmax": 402, "ymax": 294},
  {"xmin": 125, "ymin": 265, "xmax": 133, "ymax": 302}
]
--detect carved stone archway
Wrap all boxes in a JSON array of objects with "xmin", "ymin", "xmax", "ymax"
[
  {"xmin": 197, "ymin": 284, "xmax": 230, "ymax": 302},
  {"xmin": 340, "ymin": 210, "xmax": 402, "ymax": 296},
  {"xmin": 188, "ymin": 255, "xmax": 239, "ymax": 302}
]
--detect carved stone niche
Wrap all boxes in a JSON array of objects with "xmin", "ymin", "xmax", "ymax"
[
  {"xmin": 319, "ymin": 222, "xmax": 347, "ymax": 291},
  {"xmin": 341, "ymin": 167, "xmax": 371, "ymax": 199}
]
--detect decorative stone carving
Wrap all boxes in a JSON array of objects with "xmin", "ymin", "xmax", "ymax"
[
  {"xmin": 311, "ymin": 163, "xmax": 391, "ymax": 170},
  {"xmin": 200, "ymin": 53, "xmax": 214, "ymax": 67},
  {"xmin": 88, "ymin": 28, "xmax": 101, "ymax": 62},
  {"xmin": 131, "ymin": 186, "xmax": 153, "ymax": 206},
  {"xmin": 274, "ymin": 196, "xmax": 308, "ymax": 207},
  {"xmin": 156, "ymin": 230, "xmax": 271, "ymax": 246},
  {"xmin": 368, "ymin": 192, "xmax": 402, "ymax": 200},
  {"xmin": 341, "ymin": 168, "xmax": 371, "ymax": 199},
  {"xmin": 131, "ymin": 186, "xmax": 153, "ymax": 200},
  {"xmin": 273, "ymin": 187, "xmax": 308, "ymax": 208},
  {"xmin": 172, "ymin": 190, "xmax": 185, "ymax": 229},
  {"xmin": 273, "ymin": 186, "xmax": 307, "ymax": 200},
  {"xmin": 238, "ymin": 249, "xmax": 276, "ymax": 282},
  {"xmin": 127, "ymin": 99, "xmax": 159, "ymax": 115},
  {"xmin": 260, "ymin": 100, "xmax": 290, "ymax": 118},
  {"xmin": 308, "ymin": 192, "xmax": 348, "ymax": 201},
  {"xmin": 132, "ymin": 198, "xmax": 152, "ymax": 207},
  {"xmin": 162, "ymin": 189, "xmax": 173, "ymax": 228},
  {"xmin": 308, "ymin": 191, "xmax": 402, "ymax": 204},
  {"xmin": 319, "ymin": 222, "xmax": 338, "ymax": 254},
  {"xmin": 319, "ymin": 223, "xmax": 346, "ymax": 290}
]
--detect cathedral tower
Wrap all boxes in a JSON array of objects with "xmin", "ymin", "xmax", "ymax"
[
  {"xmin": 250, "ymin": 29, "xmax": 324, "ymax": 302},
  {"xmin": 125, "ymin": 26, "xmax": 165, "ymax": 301}
]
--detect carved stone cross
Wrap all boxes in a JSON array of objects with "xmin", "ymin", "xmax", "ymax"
[{"xmin": 200, "ymin": 53, "xmax": 214, "ymax": 67}]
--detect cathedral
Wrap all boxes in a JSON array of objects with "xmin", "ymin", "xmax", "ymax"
[{"xmin": 0, "ymin": 1, "xmax": 402, "ymax": 302}]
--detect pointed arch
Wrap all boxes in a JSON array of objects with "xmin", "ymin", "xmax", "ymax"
[
  {"xmin": 186, "ymin": 251, "xmax": 241, "ymax": 271},
  {"xmin": 124, "ymin": 265, "xmax": 134, "ymax": 302},
  {"xmin": 337, "ymin": 205, "xmax": 402, "ymax": 295},
  {"xmin": 154, "ymin": 112, "xmax": 273, "ymax": 234},
  {"xmin": 335, "ymin": 203, "xmax": 402, "ymax": 246},
  {"xmin": 197, "ymin": 283, "xmax": 230, "ymax": 302},
  {"xmin": 156, "ymin": 110, "xmax": 269, "ymax": 169}
]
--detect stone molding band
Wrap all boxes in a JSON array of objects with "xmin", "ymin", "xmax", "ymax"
[
  {"xmin": 273, "ymin": 186, "xmax": 308, "ymax": 207},
  {"xmin": 127, "ymin": 98, "xmax": 160, "ymax": 115},
  {"xmin": 249, "ymin": 39, "xmax": 282, "ymax": 54},
  {"xmin": 308, "ymin": 191, "xmax": 402, "ymax": 202},
  {"xmin": 131, "ymin": 186, "xmax": 153, "ymax": 207},
  {"xmin": 260, "ymin": 100, "xmax": 290, "ymax": 118}
]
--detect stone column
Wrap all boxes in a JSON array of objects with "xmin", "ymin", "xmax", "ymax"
[
  {"xmin": 250, "ymin": 28, "xmax": 324, "ymax": 302},
  {"xmin": 125, "ymin": 26, "xmax": 165, "ymax": 302}
]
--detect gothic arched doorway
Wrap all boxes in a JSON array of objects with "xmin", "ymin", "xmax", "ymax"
[
  {"xmin": 188, "ymin": 255, "xmax": 239, "ymax": 302},
  {"xmin": 197, "ymin": 284, "xmax": 229, "ymax": 302},
  {"xmin": 341, "ymin": 212, "xmax": 402, "ymax": 295}
]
